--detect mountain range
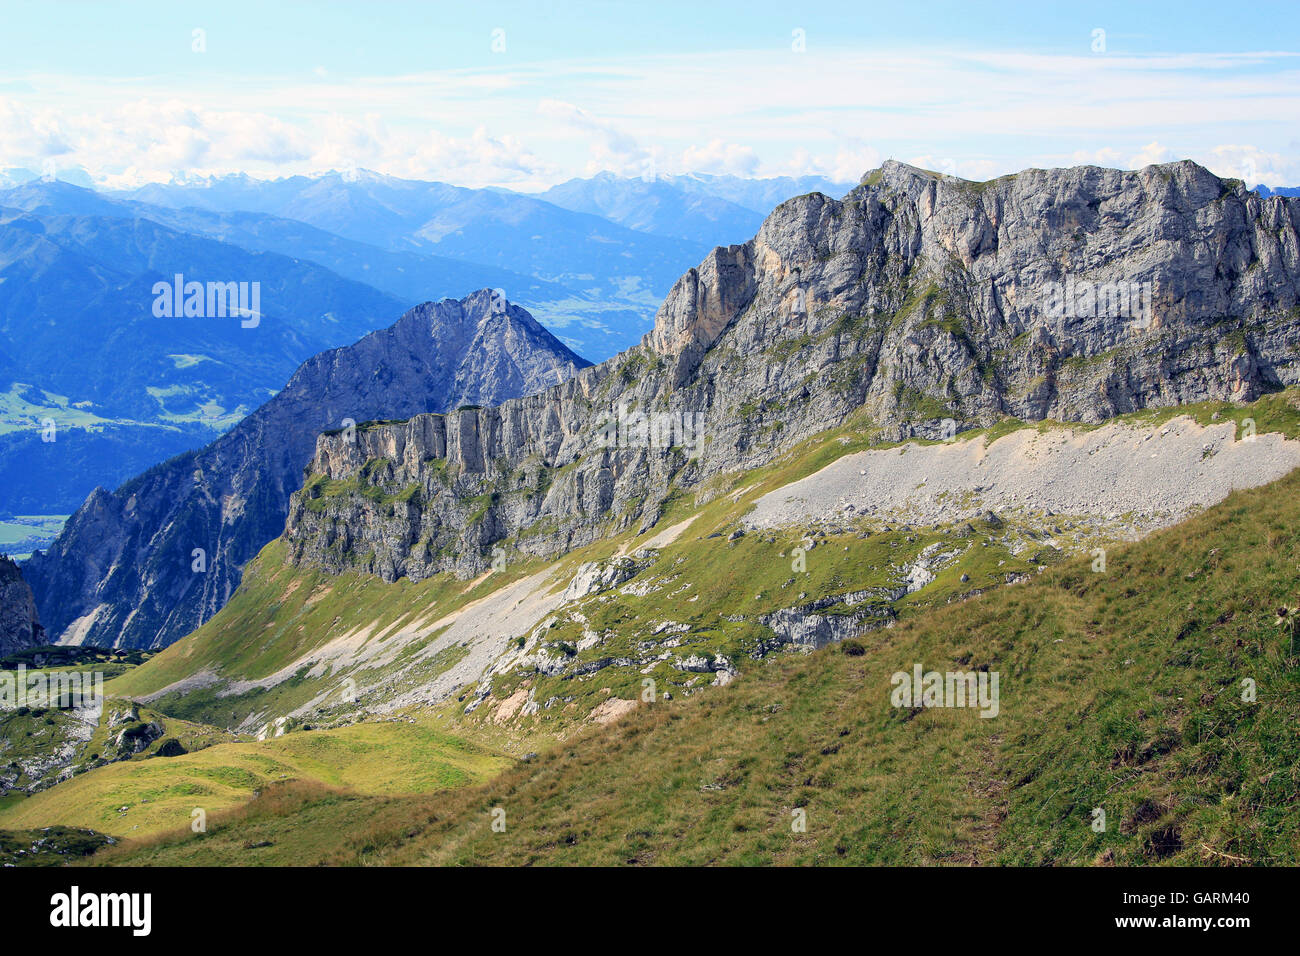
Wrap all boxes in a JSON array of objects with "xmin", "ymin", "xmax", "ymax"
[
  {"xmin": 0, "ymin": 171, "xmax": 852, "ymax": 526},
  {"xmin": 22, "ymin": 156, "xmax": 1300, "ymax": 654},
  {"xmin": 0, "ymin": 203, "xmax": 408, "ymax": 516},
  {"xmin": 532, "ymin": 171, "xmax": 853, "ymax": 241},
  {"xmin": 285, "ymin": 160, "xmax": 1300, "ymax": 584},
  {"xmin": 6, "ymin": 159, "xmax": 1300, "ymax": 868},
  {"xmin": 23, "ymin": 290, "xmax": 586, "ymax": 649}
]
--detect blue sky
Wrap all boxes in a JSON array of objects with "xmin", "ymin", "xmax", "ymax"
[{"xmin": 1, "ymin": 0, "xmax": 1297, "ymax": 188}]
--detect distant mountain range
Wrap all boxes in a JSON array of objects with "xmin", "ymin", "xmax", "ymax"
[
  {"xmin": 534, "ymin": 171, "xmax": 854, "ymax": 241},
  {"xmin": 1254, "ymin": 185, "xmax": 1300, "ymax": 199},
  {"xmin": 0, "ymin": 169, "xmax": 858, "ymax": 520},
  {"xmin": 110, "ymin": 171, "xmax": 714, "ymax": 356},
  {"xmin": 0, "ymin": 203, "xmax": 407, "ymax": 515}
]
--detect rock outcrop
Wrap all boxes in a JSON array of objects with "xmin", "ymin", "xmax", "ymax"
[
  {"xmin": 281, "ymin": 161, "xmax": 1300, "ymax": 583},
  {"xmin": 24, "ymin": 291, "xmax": 589, "ymax": 649},
  {"xmin": 0, "ymin": 555, "xmax": 44, "ymax": 654}
]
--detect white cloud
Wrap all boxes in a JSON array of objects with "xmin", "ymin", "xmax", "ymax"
[
  {"xmin": 779, "ymin": 144, "xmax": 884, "ymax": 183},
  {"xmin": 1, "ymin": 46, "xmax": 1297, "ymax": 188},
  {"xmin": 680, "ymin": 139, "xmax": 760, "ymax": 177},
  {"xmin": 1203, "ymin": 143, "xmax": 1296, "ymax": 186},
  {"xmin": 1128, "ymin": 141, "xmax": 1175, "ymax": 169},
  {"xmin": 407, "ymin": 126, "xmax": 556, "ymax": 187},
  {"xmin": 538, "ymin": 99, "xmax": 639, "ymax": 156},
  {"xmin": 0, "ymin": 96, "xmax": 72, "ymax": 158},
  {"xmin": 537, "ymin": 99, "xmax": 654, "ymax": 179}
]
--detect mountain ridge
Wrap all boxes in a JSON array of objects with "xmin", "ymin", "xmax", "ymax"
[
  {"xmin": 0, "ymin": 179, "xmax": 633, "ymax": 360},
  {"xmin": 24, "ymin": 291, "xmax": 589, "ymax": 649},
  {"xmin": 0, "ymin": 555, "xmax": 44, "ymax": 654},
  {"xmin": 281, "ymin": 158, "xmax": 1300, "ymax": 585}
]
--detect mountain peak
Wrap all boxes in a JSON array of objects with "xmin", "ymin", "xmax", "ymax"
[
  {"xmin": 26, "ymin": 291, "xmax": 587, "ymax": 649},
  {"xmin": 644, "ymin": 157, "xmax": 1284, "ymax": 382},
  {"xmin": 862, "ymin": 157, "xmax": 1231, "ymax": 195}
]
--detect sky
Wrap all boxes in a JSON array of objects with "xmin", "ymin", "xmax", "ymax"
[{"xmin": 1, "ymin": 0, "xmax": 1297, "ymax": 190}]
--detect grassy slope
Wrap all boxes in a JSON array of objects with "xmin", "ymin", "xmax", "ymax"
[
  {"xmin": 113, "ymin": 380, "xmax": 1265, "ymax": 729},
  {"xmin": 0, "ymin": 717, "xmax": 511, "ymax": 839},
  {"xmin": 1, "ymin": 697, "xmax": 235, "ymax": 793},
  {"xmin": 11, "ymin": 389, "xmax": 1300, "ymax": 863},
  {"xmin": 107, "ymin": 537, "xmax": 473, "ymax": 700},
  {"xmin": 1, "ymin": 825, "xmax": 113, "ymax": 866},
  {"xmin": 91, "ymin": 464, "xmax": 1300, "ymax": 865},
  {"xmin": 104, "ymin": 537, "xmax": 575, "ymax": 728},
  {"xmin": 440, "ymin": 389, "xmax": 1300, "ymax": 731}
]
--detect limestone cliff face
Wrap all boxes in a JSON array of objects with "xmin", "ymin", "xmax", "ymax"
[
  {"xmin": 284, "ymin": 160, "xmax": 1300, "ymax": 583},
  {"xmin": 24, "ymin": 291, "xmax": 589, "ymax": 649},
  {"xmin": 0, "ymin": 556, "xmax": 44, "ymax": 654}
]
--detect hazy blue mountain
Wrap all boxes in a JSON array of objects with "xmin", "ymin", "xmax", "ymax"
[
  {"xmin": 0, "ymin": 206, "xmax": 407, "ymax": 515},
  {"xmin": 0, "ymin": 167, "xmax": 92, "ymax": 190},
  {"xmin": 0, "ymin": 168, "xmax": 41, "ymax": 189},
  {"xmin": 0, "ymin": 179, "xmax": 130, "ymax": 217},
  {"xmin": 534, "ymin": 172, "xmax": 766, "ymax": 242},
  {"xmin": 134, "ymin": 207, "xmax": 573, "ymax": 307},
  {"xmin": 0, "ymin": 179, "xmax": 633, "ymax": 359},
  {"xmin": 1254, "ymin": 185, "xmax": 1300, "ymax": 198},
  {"xmin": 114, "ymin": 170, "xmax": 712, "ymax": 354},
  {"xmin": 0, "ymin": 180, "xmax": 568, "ymax": 306},
  {"xmin": 0, "ymin": 209, "xmax": 407, "ymax": 421}
]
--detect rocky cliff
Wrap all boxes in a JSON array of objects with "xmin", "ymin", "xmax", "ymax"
[
  {"xmin": 282, "ymin": 161, "xmax": 1300, "ymax": 584},
  {"xmin": 24, "ymin": 291, "xmax": 589, "ymax": 649},
  {"xmin": 0, "ymin": 555, "xmax": 44, "ymax": 654}
]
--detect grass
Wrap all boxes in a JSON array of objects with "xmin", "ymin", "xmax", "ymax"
[
  {"xmin": 1, "ymin": 825, "xmax": 113, "ymax": 866},
  {"xmin": 107, "ymin": 387, "xmax": 1300, "ymax": 740},
  {"xmin": 20, "ymin": 388, "xmax": 1299, "ymax": 865},
  {"xmin": 105, "ymin": 537, "xmax": 555, "ymax": 726},
  {"xmin": 86, "ymin": 780, "xmax": 466, "ymax": 866},
  {"xmin": 82, "ymin": 463, "xmax": 1300, "ymax": 866},
  {"xmin": 1, "ymin": 697, "xmax": 233, "ymax": 792},
  {"xmin": 0, "ymin": 514, "xmax": 68, "ymax": 554},
  {"xmin": 0, "ymin": 717, "xmax": 511, "ymax": 841}
]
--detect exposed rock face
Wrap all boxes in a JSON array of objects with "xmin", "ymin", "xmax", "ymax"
[
  {"xmin": 0, "ymin": 556, "xmax": 44, "ymax": 654},
  {"xmin": 24, "ymin": 291, "xmax": 589, "ymax": 649},
  {"xmin": 563, "ymin": 555, "xmax": 655, "ymax": 602},
  {"xmin": 758, "ymin": 604, "xmax": 888, "ymax": 654},
  {"xmin": 283, "ymin": 160, "xmax": 1300, "ymax": 584}
]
